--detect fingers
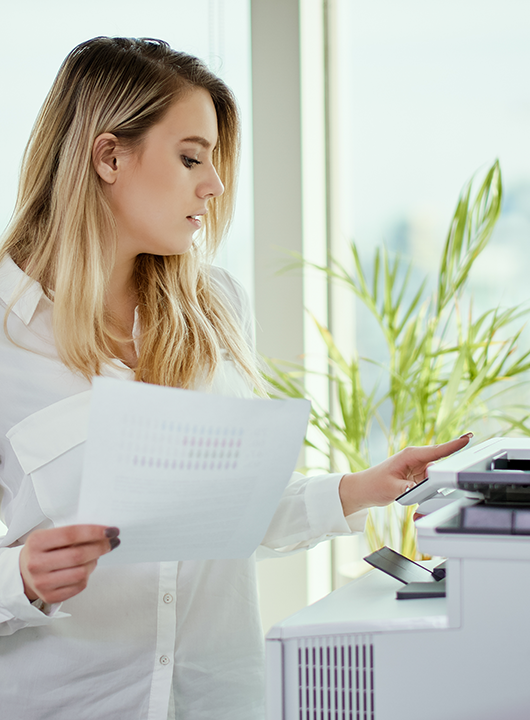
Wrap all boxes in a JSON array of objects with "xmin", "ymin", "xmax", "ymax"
[
  {"xmin": 428, "ymin": 432, "xmax": 474, "ymax": 460},
  {"xmin": 20, "ymin": 525, "xmax": 120, "ymax": 605},
  {"xmin": 39, "ymin": 559, "xmax": 99, "ymax": 587},
  {"xmin": 24, "ymin": 559, "xmax": 100, "ymax": 605},
  {"xmin": 28, "ymin": 524, "xmax": 116, "ymax": 553},
  {"xmin": 392, "ymin": 433, "xmax": 474, "ymax": 499},
  {"xmin": 28, "ymin": 536, "xmax": 111, "ymax": 573},
  {"xmin": 400, "ymin": 432, "xmax": 473, "ymax": 468}
]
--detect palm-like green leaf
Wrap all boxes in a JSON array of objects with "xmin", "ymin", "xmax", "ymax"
[{"xmin": 266, "ymin": 161, "xmax": 530, "ymax": 558}]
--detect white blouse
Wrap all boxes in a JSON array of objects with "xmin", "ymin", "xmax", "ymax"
[{"xmin": 0, "ymin": 256, "xmax": 366, "ymax": 720}]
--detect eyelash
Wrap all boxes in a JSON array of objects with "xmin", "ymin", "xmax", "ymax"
[{"xmin": 181, "ymin": 155, "xmax": 201, "ymax": 169}]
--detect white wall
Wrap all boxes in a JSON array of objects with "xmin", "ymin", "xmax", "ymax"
[{"xmin": 252, "ymin": 0, "xmax": 340, "ymax": 633}]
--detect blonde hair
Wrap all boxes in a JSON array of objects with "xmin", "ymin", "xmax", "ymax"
[{"xmin": 1, "ymin": 37, "xmax": 263, "ymax": 391}]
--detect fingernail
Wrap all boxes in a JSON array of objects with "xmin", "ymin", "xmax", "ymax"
[
  {"xmin": 109, "ymin": 537, "xmax": 121, "ymax": 551},
  {"xmin": 105, "ymin": 527, "xmax": 120, "ymax": 539},
  {"xmin": 459, "ymin": 432, "xmax": 474, "ymax": 439}
]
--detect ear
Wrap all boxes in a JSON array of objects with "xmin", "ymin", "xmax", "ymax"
[{"xmin": 92, "ymin": 133, "xmax": 121, "ymax": 185}]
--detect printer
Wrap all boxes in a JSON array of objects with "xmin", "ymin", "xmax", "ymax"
[{"xmin": 266, "ymin": 438, "xmax": 530, "ymax": 720}]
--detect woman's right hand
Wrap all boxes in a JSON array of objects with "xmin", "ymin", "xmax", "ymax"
[{"xmin": 19, "ymin": 525, "xmax": 120, "ymax": 604}]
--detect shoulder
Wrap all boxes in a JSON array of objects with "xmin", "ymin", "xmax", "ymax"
[
  {"xmin": 208, "ymin": 266, "xmax": 255, "ymax": 353},
  {"xmin": 209, "ymin": 266, "xmax": 250, "ymax": 317}
]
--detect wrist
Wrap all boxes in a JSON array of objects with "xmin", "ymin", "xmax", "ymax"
[
  {"xmin": 339, "ymin": 471, "xmax": 372, "ymax": 517},
  {"xmin": 22, "ymin": 579, "xmax": 39, "ymax": 602},
  {"xmin": 30, "ymin": 597, "xmax": 46, "ymax": 611},
  {"xmin": 19, "ymin": 553, "xmax": 39, "ymax": 601}
]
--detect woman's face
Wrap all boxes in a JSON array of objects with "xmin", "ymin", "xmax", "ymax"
[{"xmin": 101, "ymin": 87, "xmax": 224, "ymax": 260}]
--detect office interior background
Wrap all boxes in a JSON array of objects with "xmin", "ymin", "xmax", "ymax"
[{"xmin": 1, "ymin": 0, "xmax": 529, "ymax": 633}]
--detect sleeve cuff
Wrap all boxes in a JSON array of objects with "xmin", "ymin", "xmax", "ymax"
[
  {"xmin": 344, "ymin": 508, "xmax": 369, "ymax": 532},
  {"xmin": 305, "ymin": 473, "xmax": 367, "ymax": 537},
  {"xmin": 30, "ymin": 597, "xmax": 60, "ymax": 616}
]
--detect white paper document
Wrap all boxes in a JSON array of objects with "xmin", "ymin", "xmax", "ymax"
[{"xmin": 78, "ymin": 377, "xmax": 310, "ymax": 564}]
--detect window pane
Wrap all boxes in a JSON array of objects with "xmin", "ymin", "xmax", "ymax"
[
  {"xmin": 336, "ymin": 0, "xmax": 530, "ymax": 309},
  {"xmin": 332, "ymin": 0, "xmax": 530, "ymax": 577}
]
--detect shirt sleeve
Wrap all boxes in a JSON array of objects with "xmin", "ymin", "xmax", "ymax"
[
  {"xmin": 256, "ymin": 471, "xmax": 367, "ymax": 560},
  {"xmin": 0, "ymin": 395, "xmax": 88, "ymax": 636}
]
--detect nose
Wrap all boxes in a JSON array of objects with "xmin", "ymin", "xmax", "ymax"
[{"xmin": 197, "ymin": 165, "xmax": 224, "ymax": 200}]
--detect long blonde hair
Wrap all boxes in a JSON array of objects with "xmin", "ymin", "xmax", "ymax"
[{"xmin": 1, "ymin": 37, "xmax": 263, "ymax": 391}]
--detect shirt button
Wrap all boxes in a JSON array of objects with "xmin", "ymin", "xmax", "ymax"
[
  {"xmin": 160, "ymin": 655, "xmax": 171, "ymax": 666},
  {"xmin": 163, "ymin": 593, "xmax": 174, "ymax": 604}
]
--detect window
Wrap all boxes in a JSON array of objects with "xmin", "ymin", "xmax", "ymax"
[{"xmin": 331, "ymin": 0, "xmax": 530, "ymax": 582}]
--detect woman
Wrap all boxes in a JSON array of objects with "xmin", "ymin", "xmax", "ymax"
[{"xmin": 0, "ymin": 37, "xmax": 470, "ymax": 719}]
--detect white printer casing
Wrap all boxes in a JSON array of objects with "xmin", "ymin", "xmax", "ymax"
[{"xmin": 266, "ymin": 439, "xmax": 530, "ymax": 720}]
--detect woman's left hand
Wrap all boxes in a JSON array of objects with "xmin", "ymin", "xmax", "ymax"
[{"xmin": 338, "ymin": 433, "xmax": 473, "ymax": 517}]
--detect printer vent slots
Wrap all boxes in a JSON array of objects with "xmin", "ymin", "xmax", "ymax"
[{"xmin": 297, "ymin": 635, "xmax": 375, "ymax": 719}]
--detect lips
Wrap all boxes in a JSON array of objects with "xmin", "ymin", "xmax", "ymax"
[
  {"xmin": 187, "ymin": 215, "xmax": 202, "ymax": 229},
  {"xmin": 186, "ymin": 211, "xmax": 206, "ymax": 230}
]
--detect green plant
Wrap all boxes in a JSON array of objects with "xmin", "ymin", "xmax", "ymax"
[{"xmin": 267, "ymin": 161, "xmax": 530, "ymax": 559}]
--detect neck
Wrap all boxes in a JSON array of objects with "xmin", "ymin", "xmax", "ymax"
[
  {"xmin": 105, "ymin": 254, "xmax": 139, "ymax": 368},
  {"xmin": 106, "ymin": 255, "xmax": 137, "ymax": 329}
]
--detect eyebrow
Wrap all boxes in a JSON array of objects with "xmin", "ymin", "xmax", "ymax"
[{"xmin": 179, "ymin": 135, "xmax": 212, "ymax": 149}]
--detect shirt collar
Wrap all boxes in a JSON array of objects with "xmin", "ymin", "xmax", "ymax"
[{"xmin": 0, "ymin": 255, "xmax": 46, "ymax": 326}]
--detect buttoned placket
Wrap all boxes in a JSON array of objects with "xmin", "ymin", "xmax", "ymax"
[{"xmin": 146, "ymin": 561, "xmax": 179, "ymax": 720}]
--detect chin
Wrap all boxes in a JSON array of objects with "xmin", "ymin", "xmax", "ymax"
[{"xmin": 154, "ymin": 237, "xmax": 194, "ymax": 257}]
